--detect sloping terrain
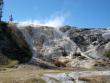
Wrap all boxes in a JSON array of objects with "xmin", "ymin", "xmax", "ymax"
[
  {"xmin": 0, "ymin": 22, "xmax": 32, "ymax": 68},
  {"xmin": 16, "ymin": 24, "xmax": 110, "ymax": 69}
]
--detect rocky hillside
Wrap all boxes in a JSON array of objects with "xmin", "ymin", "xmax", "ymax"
[
  {"xmin": 16, "ymin": 23, "xmax": 110, "ymax": 69},
  {"xmin": 0, "ymin": 22, "xmax": 110, "ymax": 69},
  {"xmin": 60, "ymin": 26, "xmax": 110, "ymax": 60}
]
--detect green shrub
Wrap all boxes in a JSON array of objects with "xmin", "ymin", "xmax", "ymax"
[
  {"xmin": 0, "ymin": 55, "xmax": 18, "ymax": 68},
  {"xmin": 104, "ymin": 50, "xmax": 110, "ymax": 58},
  {"xmin": 0, "ymin": 21, "xmax": 8, "ymax": 27}
]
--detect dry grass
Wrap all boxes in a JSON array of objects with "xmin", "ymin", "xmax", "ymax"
[
  {"xmin": 0, "ymin": 69, "xmax": 45, "ymax": 83},
  {"xmin": 0, "ymin": 60, "xmax": 18, "ymax": 68},
  {"xmin": 0, "ymin": 64, "xmax": 110, "ymax": 83},
  {"xmin": 79, "ymin": 75, "xmax": 110, "ymax": 83},
  {"xmin": 0, "ymin": 64, "xmax": 74, "ymax": 83},
  {"xmin": 0, "ymin": 78, "xmax": 45, "ymax": 83}
]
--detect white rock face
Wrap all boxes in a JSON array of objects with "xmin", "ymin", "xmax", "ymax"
[
  {"xmin": 105, "ymin": 42, "xmax": 110, "ymax": 50},
  {"xmin": 42, "ymin": 71, "xmax": 110, "ymax": 83},
  {"xmin": 103, "ymin": 32, "xmax": 110, "ymax": 40},
  {"xmin": 16, "ymin": 24, "xmax": 110, "ymax": 68},
  {"xmin": 17, "ymin": 25, "xmax": 81, "ymax": 62}
]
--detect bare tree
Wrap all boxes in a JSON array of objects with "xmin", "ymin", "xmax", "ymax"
[{"xmin": 0, "ymin": 0, "xmax": 3, "ymax": 22}]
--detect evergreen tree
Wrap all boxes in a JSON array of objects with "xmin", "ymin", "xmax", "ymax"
[
  {"xmin": 9, "ymin": 14, "xmax": 13, "ymax": 22},
  {"xmin": 0, "ymin": 0, "xmax": 3, "ymax": 22}
]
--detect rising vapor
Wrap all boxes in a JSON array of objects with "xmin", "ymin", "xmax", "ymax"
[{"xmin": 17, "ymin": 15, "xmax": 66, "ymax": 28}]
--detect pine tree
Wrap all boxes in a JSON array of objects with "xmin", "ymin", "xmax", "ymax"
[
  {"xmin": 0, "ymin": 0, "xmax": 3, "ymax": 22},
  {"xmin": 9, "ymin": 14, "xmax": 13, "ymax": 22}
]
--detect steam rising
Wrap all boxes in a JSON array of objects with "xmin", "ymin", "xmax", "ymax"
[{"xmin": 17, "ymin": 15, "xmax": 65, "ymax": 28}]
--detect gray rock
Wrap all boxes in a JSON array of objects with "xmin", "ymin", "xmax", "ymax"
[{"xmin": 61, "ymin": 27, "xmax": 110, "ymax": 60}]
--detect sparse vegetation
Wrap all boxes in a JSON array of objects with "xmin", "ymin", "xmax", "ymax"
[
  {"xmin": 6, "ymin": 24, "xmax": 32, "ymax": 62},
  {"xmin": 0, "ymin": 54, "xmax": 18, "ymax": 68},
  {"xmin": 0, "ymin": 22, "xmax": 32, "ymax": 67}
]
